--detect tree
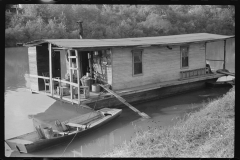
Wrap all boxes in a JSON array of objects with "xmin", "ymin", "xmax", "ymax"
[{"xmin": 5, "ymin": 5, "xmax": 235, "ymax": 47}]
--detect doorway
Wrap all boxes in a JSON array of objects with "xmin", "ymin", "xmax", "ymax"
[
  {"xmin": 52, "ymin": 51, "xmax": 61, "ymax": 78},
  {"xmin": 80, "ymin": 51, "xmax": 90, "ymax": 77}
]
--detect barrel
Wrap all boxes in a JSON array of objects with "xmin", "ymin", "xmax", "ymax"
[{"xmin": 92, "ymin": 84, "xmax": 100, "ymax": 93}]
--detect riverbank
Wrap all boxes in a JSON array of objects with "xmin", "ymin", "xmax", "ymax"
[{"xmin": 102, "ymin": 86, "xmax": 234, "ymax": 158}]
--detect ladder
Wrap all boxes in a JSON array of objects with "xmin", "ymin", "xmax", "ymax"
[{"xmin": 67, "ymin": 50, "xmax": 80, "ymax": 104}]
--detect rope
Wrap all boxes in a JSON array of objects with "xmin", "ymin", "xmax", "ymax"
[
  {"xmin": 60, "ymin": 91, "xmax": 103, "ymax": 157},
  {"xmin": 61, "ymin": 131, "xmax": 78, "ymax": 157}
]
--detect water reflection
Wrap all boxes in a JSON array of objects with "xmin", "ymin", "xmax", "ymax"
[
  {"xmin": 5, "ymin": 47, "xmax": 30, "ymax": 92},
  {"xmin": 7, "ymin": 86, "xmax": 231, "ymax": 157}
]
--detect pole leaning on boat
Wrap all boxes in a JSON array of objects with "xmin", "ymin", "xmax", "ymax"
[{"xmin": 99, "ymin": 84, "xmax": 151, "ymax": 119}]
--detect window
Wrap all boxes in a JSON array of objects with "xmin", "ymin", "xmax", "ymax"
[
  {"xmin": 132, "ymin": 50, "xmax": 143, "ymax": 76},
  {"xmin": 181, "ymin": 46, "xmax": 189, "ymax": 68}
]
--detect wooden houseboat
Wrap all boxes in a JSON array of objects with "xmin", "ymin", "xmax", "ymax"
[{"xmin": 23, "ymin": 33, "xmax": 234, "ymax": 110}]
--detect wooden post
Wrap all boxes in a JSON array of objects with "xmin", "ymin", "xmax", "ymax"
[
  {"xmin": 49, "ymin": 43, "xmax": 53, "ymax": 96},
  {"xmin": 68, "ymin": 50, "xmax": 73, "ymax": 101},
  {"xmin": 99, "ymin": 84, "xmax": 151, "ymax": 119},
  {"xmin": 205, "ymin": 42, "xmax": 207, "ymax": 68},
  {"xmin": 88, "ymin": 53, "xmax": 93, "ymax": 78},
  {"xmin": 223, "ymin": 40, "xmax": 226, "ymax": 70},
  {"xmin": 75, "ymin": 50, "xmax": 81, "ymax": 104}
]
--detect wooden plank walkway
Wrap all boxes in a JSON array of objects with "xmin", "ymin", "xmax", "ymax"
[
  {"xmin": 115, "ymin": 73, "xmax": 223, "ymax": 95},
  {"xmin": 32, "ymin": 73, "xmax": 222, "ymax": 106}
]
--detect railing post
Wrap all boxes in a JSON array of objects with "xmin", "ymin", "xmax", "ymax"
[
  {"xmin": 223, "ymin": 39, "xmax": 226, "ymax": 70},
  {"xmin": 75, "ymin": 50, "xmax": 81, "ymax": 104},
  {"xmin": 49, "ymin": 43, "xmax": 53, "ymax": 96},
  {"xmin": 68, "ymin": 50, "xmax": 73, "ymax": 101}
]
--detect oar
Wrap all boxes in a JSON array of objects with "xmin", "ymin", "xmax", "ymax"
[{"xmin": 99, "ymin": 84, "xmax": 151, "ymax": 119}]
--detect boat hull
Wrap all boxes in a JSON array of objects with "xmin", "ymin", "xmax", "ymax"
[
  {"xmin": 5, "ymin": 108, "xmax": 122, "ymax": 153},
  {"xmin": 206, "ymin": 81, "xmax": 233, "ymax": 88}
]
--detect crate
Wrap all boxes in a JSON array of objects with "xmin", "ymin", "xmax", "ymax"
[{"xmin": 73, "ymin": 86, "xmax": 89, "ymax": 99}]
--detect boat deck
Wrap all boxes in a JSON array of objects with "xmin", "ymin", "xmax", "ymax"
[
  {"xmin": 37, "ymin": 90, "xmax": 112, "ymax": 106},
  {"xmin": 116, "ymin": 73, "xmax": 223, "ymax": 95},
  {"xmin": 33, "ymin": 73, "xmax": 223, "ymax": 106}
]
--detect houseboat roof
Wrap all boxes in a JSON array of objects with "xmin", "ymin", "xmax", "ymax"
[{"xmin": 24, "ymin": 33, "xmax": 234, "ymax": 49}]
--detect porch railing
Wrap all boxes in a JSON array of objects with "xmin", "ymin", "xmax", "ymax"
[
  {"xmin": 29, "ymin": 75, "xmax": 82, "ymax": 103},
  {"xmin": 180, "ymin": 67, "xmax": 209, "ymax": 80}
]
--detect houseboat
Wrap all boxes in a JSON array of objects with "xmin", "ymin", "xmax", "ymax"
[{"xmin": 23, "ymin": 33, "xmax": 234, "ymax": 110}]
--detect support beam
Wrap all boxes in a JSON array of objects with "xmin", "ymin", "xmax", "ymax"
[
  {"xmin": 223, "ymin": 39, "xmax": 226, "ymax": 70},
  {"xmin": 206, "ymin": 59, "xmax": 224, "ymax": 61},
  {"xmin": 205, "ymin": 42, "xmax": 207, "ymax": 70},
  {"xmin": 49, "ymin": 43, "xmax": 53, "ymax": 96},
  {"xmin": 88, "ymin": 53, "xmax": 93, "ymax": 78},
  {"xmin": 52, "ymin": 47, "xmax": 69, "ymax": 50},
  {"xmin": 67, "ymin": 50, "xmax": 73, "ymax": 101},
  {"xmin": 75, "ymin": 50, "xmax": 81, "ymax": 104}
]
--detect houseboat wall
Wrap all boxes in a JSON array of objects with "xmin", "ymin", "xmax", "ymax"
[
  {"xmin": 86, "ymin": 77, "xmax": 218, "ymax": 110},
  {"xmin": 206, "ymin": 38, "xmax": 235, "ymax": 73},
  {"xmin": 111, "ymin": 42, "xmax": 206, "ymax": 91},
  {"xmin": 92, "ymin": 50, "xmax": 112, "ymax": 85},
  {"xmin": 28, "ymin": 46, "xmax": 39, "ymax": 91},
  {"xmin": 28, "ymin": 44, "xmax": 50, "ymax": 91},
  {"xmin": 225, "ymin": 38, "xmax": 235, "ymax": 73},
  {"xmin": 59, "ymin": 50, "xmax": 68, "ymax": 79},
  {"xmin": 36, "ymin": 44, "xmax": 50, "ymax": 91}
]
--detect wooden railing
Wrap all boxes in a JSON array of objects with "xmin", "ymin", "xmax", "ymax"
[{"xmin": 180, "ymin": 67, "xmax": 209, "ymax": 80}]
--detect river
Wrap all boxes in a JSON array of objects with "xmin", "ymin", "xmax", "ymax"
[{"xmin": 5, "ymin": 47, "xmax": 233, "ymax": 157}]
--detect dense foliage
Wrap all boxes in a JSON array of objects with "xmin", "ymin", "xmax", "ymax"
[{"xmin": 5, "ymin": 5, "xmax": 235, "ymax": 47}]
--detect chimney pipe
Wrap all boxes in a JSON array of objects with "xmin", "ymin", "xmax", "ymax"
[{"xmin": 77, "ymin": 20, "xmax": 83, "ymax": 39}]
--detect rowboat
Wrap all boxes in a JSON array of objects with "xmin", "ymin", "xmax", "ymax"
[
  {"xmin": 206, "ymin": 75, "xmax": 235, "ymax": 87},
  {"xmin": 5, "ymin": 108, "xmax": 122, "ymax": 153}
]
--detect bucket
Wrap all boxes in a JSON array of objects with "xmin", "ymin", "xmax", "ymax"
[
  {"xmin": 81, "ymin": 78, "xmax": 92, "ymax": 91},
  {"xmin": 42, "ymin": 127, "xmax": 53, "ymax": 139},
  {"xmin": 92, "ymin": 84, "xmax": 100, "ymax": 93}
]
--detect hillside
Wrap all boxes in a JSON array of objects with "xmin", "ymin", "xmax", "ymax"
[{"xmin": 102, "ymin": 86, "xmax": 235, "ymax": 158}]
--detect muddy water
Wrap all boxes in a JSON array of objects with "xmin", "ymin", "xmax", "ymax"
[{"xmin": 5, "ymin": 47, "xmax": 232, "ymax": 157}]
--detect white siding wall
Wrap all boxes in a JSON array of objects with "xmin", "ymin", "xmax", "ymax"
[{"xmin": 112, "ymin": 43, "xmax": 206, "ymax": 91}]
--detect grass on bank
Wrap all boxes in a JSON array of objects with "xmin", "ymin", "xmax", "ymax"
[{"xmin": 102, "ymin": 87, "xmax": 235, "ymax": 158}]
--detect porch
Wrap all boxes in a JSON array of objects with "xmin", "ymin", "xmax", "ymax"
[
  {"xmin": 28, "ymin": 41, "xmax": 113, "ymax": 106},
  {"xmin": 30, "ymin": 71, "xmax": 223, "ymax": 106}
]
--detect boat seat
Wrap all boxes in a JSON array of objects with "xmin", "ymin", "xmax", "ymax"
[
  {"xmin": 65, "ymin": 123, "xmax": 86, "ymax": 130},
  {"xmin": 66, "ymin": 123, "xmax": 86, "ymax": 128},
  {"xmin": 53, "ymin": 130, "xmax": 68, "ymax": 136}
]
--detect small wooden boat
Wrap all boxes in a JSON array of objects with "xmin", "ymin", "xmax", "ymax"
[
  {"xmin": 206, "ymin": 81, "xmax": 233, "ymax": 87},
  {"xmin": 216, "ymin": 69, "xmax": 235, "ymax": 76},
  {"xmin": 206, "ymin": 75, "xmax": 235, "ymax": 87},
  {"xmin": 5, "ymin": 108, "xmax": 122, "ymax": 153}
]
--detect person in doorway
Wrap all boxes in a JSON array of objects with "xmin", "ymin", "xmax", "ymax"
[{"xmin": 206, "ymin": 63, "xmax": 213, "ymax": 74}]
